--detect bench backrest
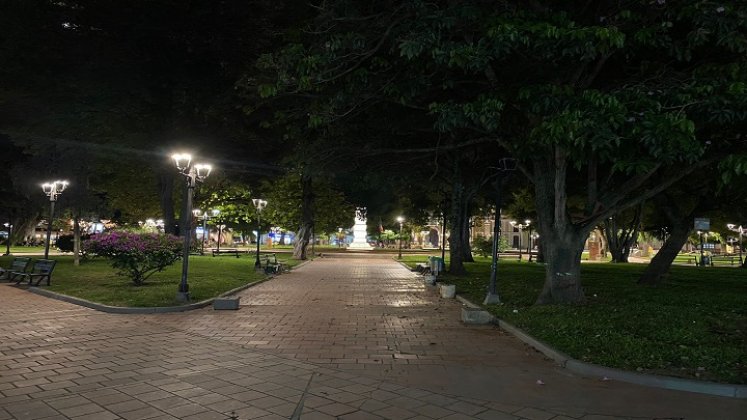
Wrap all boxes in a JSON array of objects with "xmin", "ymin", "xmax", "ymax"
[
  {"xmin": 31, "ymin": 259, "xmax": 57, "ymax": 275},
  {"xmin": 10, "ymin": 257, "xmax": 31, "ymax": 272}
]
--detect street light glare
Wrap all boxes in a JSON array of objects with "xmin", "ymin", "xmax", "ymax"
[
  {"xmin": 194, "ymin": 164, "xmax": 212, "ymax": 179},
  {"xmin": 397, "ymin": 216, "xmax": 404, "ymax": 223},
  {"xmin": 172, "ymin": 153, "xmax": 192, "ymax": 171}
]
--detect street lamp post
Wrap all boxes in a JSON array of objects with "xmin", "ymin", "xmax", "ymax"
[
  {"xmin": 41, "ymin": 180, "xmax": 68, "ymax": 259},
  {"xmin": 485, "ymin": 157, "xmax": 516, "ymax": 305},
  {"xmin": 524, "ymin": 219, "xmax": 532, "ymax": 261},
  {"xmin": 338, "ymin": 227, "xmax": 343, "ymax": 248},
  {"xmin": 252, "ymin": 198, "xmax": 267, "ymax": 270},
  {"xmin": 697, "ymin": 230, "xmax": 706, "ymax": 267},
  {"xmin": 397, "ymin": 216, "xmax": 405, "ymax": 259},
  {"xmin": 173, "ymin": 153, "xmax": 212, "ymax": 302},
  {"xmin": 193, "ymin": 209, "xmax": 219, "ymax": 255},
  {"xmin": 727, "ymin": 224, "xmax": 744, "ymax": 266},
  {"xmin": 3, "ymin": 222, "xmax": 12, "ymax": 256},
  {"xmin": 510, "ymin": 221, "xmax": 527, "ymax": 261}
]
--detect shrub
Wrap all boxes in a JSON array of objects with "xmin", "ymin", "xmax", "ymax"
[
  {"xmin": 56, "ymin": 233, "xmax": 92, "ymax": 253},
  {"xmin": 84, "ymin": 231, "xmax": 183, "ymax": 286},
  {"xmin": 473, "ymin": 235, "xmax": 509, "ymax": 257}
]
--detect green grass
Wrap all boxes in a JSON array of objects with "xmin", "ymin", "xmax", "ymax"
[
  {"xmin": 401, "ymin": 255, "xmax": 747, "ymax": 384},
  {"xmin": 1, "ymin": 254, "xmax": 302, "ymax": 307}
]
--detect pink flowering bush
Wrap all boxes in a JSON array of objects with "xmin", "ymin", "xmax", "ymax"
[{"xmin": 84, "ymin": 231, "xmax": 183, "ymax": 286}]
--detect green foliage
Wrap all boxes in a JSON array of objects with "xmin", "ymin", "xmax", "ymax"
[
  {"xmin": 0, "ymin": 255, "xmax": 300, "ymax": 307},
  {"xmin": 84, "ymin": 231, "xmax": 182, "ymax": 286},
  {"xmin": 55, "ymin": 233, "xmax": 91, "ymax": 253},
  {"xmin": 263, "ymin": 170, "xmax": 354, "ymax": 235},
  {"xmin": 472, "ymin": 235, "xmax": 509, "ymax": 257}
]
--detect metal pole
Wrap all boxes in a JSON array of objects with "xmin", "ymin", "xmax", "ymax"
[
  {"xmin": 398, "ymin": 222, "xmax": 403, "ymax": 259},
  {"xmin": 518, "ymin": 226, "xmax": 523, "ymax": 261},
  {"xmin": 201, "ymin": 216, "xmax": 207, "ymax": 255},
  {"xmin": 485, "ymin": 176, "xmax": 503, "ymax": 304},
  {"xmin": 177, "ymin": 174, "xmax": 194, "ymax": 302},
  {"xmin": 4, "ymin": 222, "xmax": 10, "ymax": 256},
  {"xmin": 44, "ymin": 199, "xmax": 55, "ymax": 259},
  {"xmin": 254, "ymin": 211, "xmax": 261, "ymax": 269},
  {"xmin": 739, "ymin": 229, "xmax": 743, "ymax": 266}
]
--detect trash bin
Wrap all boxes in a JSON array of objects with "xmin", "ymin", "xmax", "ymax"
[
  {"xmin": 428, "ymin": 256, "xmax": 445, "ymax": 275},
  {"xmin": 701, "ymin": 256, "xmax": 711, "ymax": 266}
]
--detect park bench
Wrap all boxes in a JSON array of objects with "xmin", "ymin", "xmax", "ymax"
[
  {"xmin": 497, "ymin": 253, "xmax": 523, "ymax": 261},
  {"xmin": 0, "ymin": 257, "xmax": 31, "ymax": 281},
  {"xmin": 211, "ymin": 248, "xmax": 241, "ymax": 258},
  {"xmin": 710, "ymin": 255, "xmax": 742, "ymax": 266},
  {"xmin": 13, "ymin": 259, "xmax": 57, "ymax": 286},
  {"xmin": 262, "ymin": 253, "xmax": 284, "ymax": 274}
]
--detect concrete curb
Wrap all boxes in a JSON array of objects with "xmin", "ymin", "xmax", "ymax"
[
  {"xmin": 28, "ymin": 276, "xmax": 274, "ymax": 314},
  {"xmin": 457, "ymin": 295, "xmax": 747, "ymax": 399},
  {"xmin": 24, "ymin": 257, "xmax": 315, "ymax": 314}
]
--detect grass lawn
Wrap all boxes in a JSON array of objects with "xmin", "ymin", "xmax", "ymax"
[
  {"xmin": 1, "ymin": 254, "xmax": 302, "ymax": 308},
  {"xmin": 401, "ymin": 255, "xmax": 747, "ymax": 384}
]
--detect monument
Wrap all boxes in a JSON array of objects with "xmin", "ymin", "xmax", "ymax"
[{"xmin": 348, "ymin": 207, "xmax": 373, "ymax": 250}]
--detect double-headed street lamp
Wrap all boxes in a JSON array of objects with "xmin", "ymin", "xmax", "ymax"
[
  {"xmin": 173, "ymin": 153, "xmax": 212, "ymax": 302},
  {"xmin": 41, "ymin": 180, "xmax": 69, "ymax": 259},
  {"xmin": 727, "ymin": 224, "xmax": 745, "ymax": 266},
  {"xmin": 252, "ymin": 198, "xmax": 267, "ymax": 269},
  {"xmin": 396, "ymin": 216, "xmax": 405, "ymax": 259},
  {"xmin": 193, "ymin": 208, "xmax": 219, "ymax": 255}
]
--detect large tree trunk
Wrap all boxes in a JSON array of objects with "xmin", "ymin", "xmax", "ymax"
[
  {"xmin": 535, "ymin": 230, "xmax": 586, "ymax": 304},
  {"xmin": 448, "ymin": 179, "xmax": 469, "ymax": 275},
  {"xmin": 638, "ymin": 221, "xmax": 691, "ymax": 285},
  {"xmin": 293, "ymin": 169, "xmax": 314, "ymax": 259},
  {"xmin": 604, "ymin": 204, "xmax": 643, "ymax": 263},
  {"xmin": 462, "ymin": 200, "xmax": 475, "ymax": 262},
  {"xmin": 158, "ymin": 169, "xmax": 177, "ymax": 235},
  {"xmin": 533, "ymin": 149, "xmax": 588, "ymax": 304}
]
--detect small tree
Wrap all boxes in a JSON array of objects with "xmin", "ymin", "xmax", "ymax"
[{"xmin": 84, "ymin": 231, "xmax": 182, "ymax": 286}]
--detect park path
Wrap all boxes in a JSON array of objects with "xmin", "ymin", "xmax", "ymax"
[{"xmin": 0, "ymin": 255, "xmax": 744, "ymax": 420}]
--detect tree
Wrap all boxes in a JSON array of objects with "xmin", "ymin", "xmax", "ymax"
[
  {"xmin": 251, "ymin": 0, "xmax": 747, "ymax": 304},
  {"xmin": 604, "ymin": 205, "xmax": 644, "ymax": 263}
]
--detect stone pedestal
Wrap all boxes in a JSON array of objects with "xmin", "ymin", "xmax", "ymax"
[{"xmin": 348, "ymin": 207, "xmax": 373, "ymax": 250}]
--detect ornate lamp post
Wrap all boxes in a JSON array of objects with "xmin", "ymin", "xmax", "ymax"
[
  {"xmin": 396, "ymin": 216, "xmax": 405, "ymax": 259},
  {"xmin": 337, "ymin": 227, "xmax": 343, "ymax": 248},
  {"xmin": 530, "ymin": 232, "xmax": 539, "ymax": 262},
  {"xmin": 252, "ymin": 198, "xmax": 267, "ymax": 269},
  {"xmin": 41, "ymin": 180, "xmax": 68, "ymax": 259},
  {"xmin": 727, "ymin": 224, "xmax": 744, "ymax": 266},
  {"xmin": 3, "ymin": 222, "xmax": 12, "ymax": 256},
  {"xmin": 173, "ymin": 153, "xmax": 212, "ymax": 302},
  {"xmin": 193, "ymin": 208, "xmax": 219, "ymax": 255},
  {"xmin": 510, "ymin": 221, "xmax": 528, "ymax": 260},
  {"xmin": 485, "ymin": 157, "xmax": 516, "ymax": 305}
]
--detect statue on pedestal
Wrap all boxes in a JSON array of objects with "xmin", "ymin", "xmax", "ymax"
[{"xmin": 349, "ymin": 206, "xmax": 373, "ymax": 250}]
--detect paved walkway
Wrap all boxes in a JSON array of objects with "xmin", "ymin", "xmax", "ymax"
[{"xmin": 1, "ymin": 256, "xmax": 744, "ymax": 419}]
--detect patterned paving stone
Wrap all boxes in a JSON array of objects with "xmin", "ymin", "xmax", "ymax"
[{"xmin": 0, "ymin": 257, "xmax": 744, "ymax": 420}]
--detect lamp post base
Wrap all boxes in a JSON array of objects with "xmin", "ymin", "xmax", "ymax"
[
  {"xmin": 483, "ymin": 293, "xmax": 501, "ymax": 305},
  {"xmin": 176, "ymin": 292, "xmax": 190, "ymax": 302}
]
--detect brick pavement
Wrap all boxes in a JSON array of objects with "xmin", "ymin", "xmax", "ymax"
[{"xmin": 0, "ymin": 255, "xmax": 744, "ymax": 419}]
